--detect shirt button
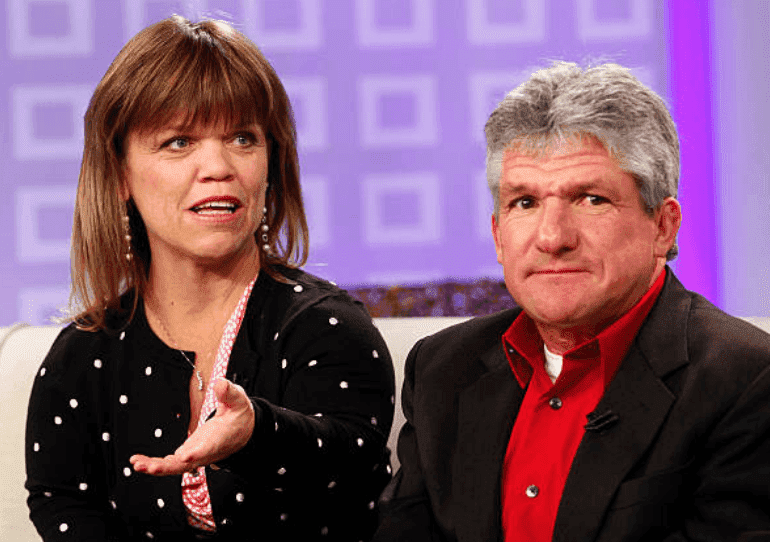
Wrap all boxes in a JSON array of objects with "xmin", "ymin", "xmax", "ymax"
[
  {"xmin": 525, "ymin": 484, "xmax": 539, "ymax": 498},
  {"xmin": 549, "ymin": 397, "xmax": 563, "ymax": 409}
]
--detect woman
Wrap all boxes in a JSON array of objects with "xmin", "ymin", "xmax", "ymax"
[{"xmin": 25, "ymin": 16, "xmax": 395, "ymax": 541}]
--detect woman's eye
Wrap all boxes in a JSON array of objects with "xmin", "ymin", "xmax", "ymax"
[
  {"xmin": 165, "ymin": 137, "xmax": 189, "ymax": 150},
  {"xmin": 234, "ymin": 134, "xmax": 253, "ymax": 146}
]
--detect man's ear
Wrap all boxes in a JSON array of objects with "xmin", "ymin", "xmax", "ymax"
[
  {"xmin": 492, "ymin": 214, "xmax": 503, "ymax": 265},
  {"xmin": 653, "ymin": 197, "xmax": 682, "ymax": 258}
]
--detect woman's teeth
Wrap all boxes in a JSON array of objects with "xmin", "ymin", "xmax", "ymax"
[{"xmin": 191, "ymin": 202, "xmax": 237, "ymax": 214}]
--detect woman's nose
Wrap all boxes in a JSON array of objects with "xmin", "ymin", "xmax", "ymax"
[{"xmin": 198, "ymin": 141, "xmax": 235, "ymax": 182}]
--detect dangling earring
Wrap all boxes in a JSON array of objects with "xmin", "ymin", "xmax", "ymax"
[
  {"xmin": 260, "ymin": 206, "xmax": 270, "ymax": 253},
  {"xmin": 122, "ymin": 207, "xmax": 133, "ymax": 262}
]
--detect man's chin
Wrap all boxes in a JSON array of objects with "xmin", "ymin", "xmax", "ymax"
[{"xmin": 523, "ymin": 298, "xmax": 596, "ymax": 330}]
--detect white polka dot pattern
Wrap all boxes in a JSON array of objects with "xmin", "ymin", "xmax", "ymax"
[
  {"xmin": 182, "ymin": 276, "xmax": 256, "ymax": 532},
  {"xmin": 25, "ymin": 270, "xmax": 395, "ymax": 539}
]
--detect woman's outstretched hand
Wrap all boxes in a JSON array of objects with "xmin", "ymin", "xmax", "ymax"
[{"xmin": 129, "ymin": 379, "xmax": 255, "ymax": 476}]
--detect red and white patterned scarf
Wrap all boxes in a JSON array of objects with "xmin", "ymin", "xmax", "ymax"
[{"xmin": 182, "ymin": 276, "xmax": 257, "ymax": 532}]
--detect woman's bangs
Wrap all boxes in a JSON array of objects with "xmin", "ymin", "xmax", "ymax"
[{"xmin": 129, "ymin": 39, "xmax": 270, "ymax": 135}]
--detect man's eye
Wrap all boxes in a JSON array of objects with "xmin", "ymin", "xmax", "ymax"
[
  {"xmin": 513, "ymin": 197, "xmax": 535, "ymax": 210},
  {"xmin": 584, "ymin": 194, "xmax": 608, "ymax": 205}
]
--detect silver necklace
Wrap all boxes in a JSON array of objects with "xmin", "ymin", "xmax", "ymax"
[
  {"xmin": 178, "ymin": 349, "xmax": 204, "ymax": 391},
  {"xmin": 152, "ymin": 311, "xmax": 205, "ymax": 391}
]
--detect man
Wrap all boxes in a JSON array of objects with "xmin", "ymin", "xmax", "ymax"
[{"xmin": 373, "ymin": 62, "xmax": 770, "ymax": 542}]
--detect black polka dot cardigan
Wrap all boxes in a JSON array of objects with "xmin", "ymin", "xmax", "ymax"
[{"xmin": 26, "ymin": 268, "xmax": 396, "ymax": 541}]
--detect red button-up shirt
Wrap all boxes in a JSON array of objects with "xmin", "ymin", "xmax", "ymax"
[{"xmin": 501, "ymin": 269, "xmax": 666, "ymax": 542}]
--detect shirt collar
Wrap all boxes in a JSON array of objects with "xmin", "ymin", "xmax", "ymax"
[{"xmin": 503, "ymin": 268, "xmax": 667, "ymax": 389}]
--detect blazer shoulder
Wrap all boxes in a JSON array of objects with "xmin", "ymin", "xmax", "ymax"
[
  {"xmin": 409, "ymin": 309, "xmax": 519, "ymax": 382},
  {"xmin": 687, "ymin": 294, "xmax": 770, "ymax": 367},
  {"xmin": 640, "ymin": 272, "xmax": 770, "ymax": 382},
  {"xmin": 647, "ymin": 290, "xmax": 770, "ymax": 411},
  {"xmin": 421, "ymin": 308, "xmax": 520, "ymax": 348}
]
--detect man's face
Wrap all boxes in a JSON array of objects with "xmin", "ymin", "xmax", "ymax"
[{"xmin": 492, "ymin": 136, "xmax": 677, "ymax": 335}]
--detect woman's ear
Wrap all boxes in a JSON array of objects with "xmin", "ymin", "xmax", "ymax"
[{"xmin": 119, "ymin": 175, "xmax": 130, "ymax": 202}]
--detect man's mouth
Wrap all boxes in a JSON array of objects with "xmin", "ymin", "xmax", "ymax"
[{"xmin": 529, "ymin": 268, "xmax": 587, "ymax": 277}]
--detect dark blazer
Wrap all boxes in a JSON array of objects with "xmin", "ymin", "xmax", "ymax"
[{"xmin": 374, "ymin": 271, "xmax": 770, "ymax": 542}]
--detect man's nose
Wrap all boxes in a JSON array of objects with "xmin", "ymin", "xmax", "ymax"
[{"xmin": 534, "ymin": 199, "xmax": 578, "ymax": 255}]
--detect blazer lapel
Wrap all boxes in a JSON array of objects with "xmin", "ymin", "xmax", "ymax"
[
  {"xmin": 553, "ymin": 270, "xmax": 691, "ymax": 542},
  {"xmin": 553, "ymin": 347, "xmax": 676, "ymax": 542},
  {"xmin": 452, "ymin": 343, "xmax": 524, "ymax": 542}
]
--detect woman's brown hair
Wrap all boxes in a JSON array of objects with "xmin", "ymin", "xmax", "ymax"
[{"xmin": 70, "ymin": 16, "xmax": 308, "ymax": 331}]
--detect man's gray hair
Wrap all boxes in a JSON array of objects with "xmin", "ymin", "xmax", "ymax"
[{"xmin": 485, "ymin": 61, "xmax": 680, "ymax": 260}]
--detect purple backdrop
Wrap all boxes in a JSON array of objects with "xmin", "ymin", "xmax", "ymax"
[{"xmin": 1, "ymin": 0, "xmax": 718, "ymax": 325}]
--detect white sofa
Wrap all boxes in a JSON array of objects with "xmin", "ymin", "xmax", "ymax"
[{"xmin": 3, "ymin": 316, "xmax": 769, "ymax": 540}]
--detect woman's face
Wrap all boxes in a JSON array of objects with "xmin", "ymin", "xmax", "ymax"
[{"xmin": 122, "ymin": 117, "xmax": 269, "ymax": 269}]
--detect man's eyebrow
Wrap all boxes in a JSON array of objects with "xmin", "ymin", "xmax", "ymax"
[
  {"xmin": 565, "ymin": 180, "xmax": 620, "ymax": 198},
  {"xmin": 499, "ymin": 183, "xmax": 532, "ymax": 195},
  {"xmin": 499, "ymin": 179, "xmax": 621, "ymax": 198}
]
